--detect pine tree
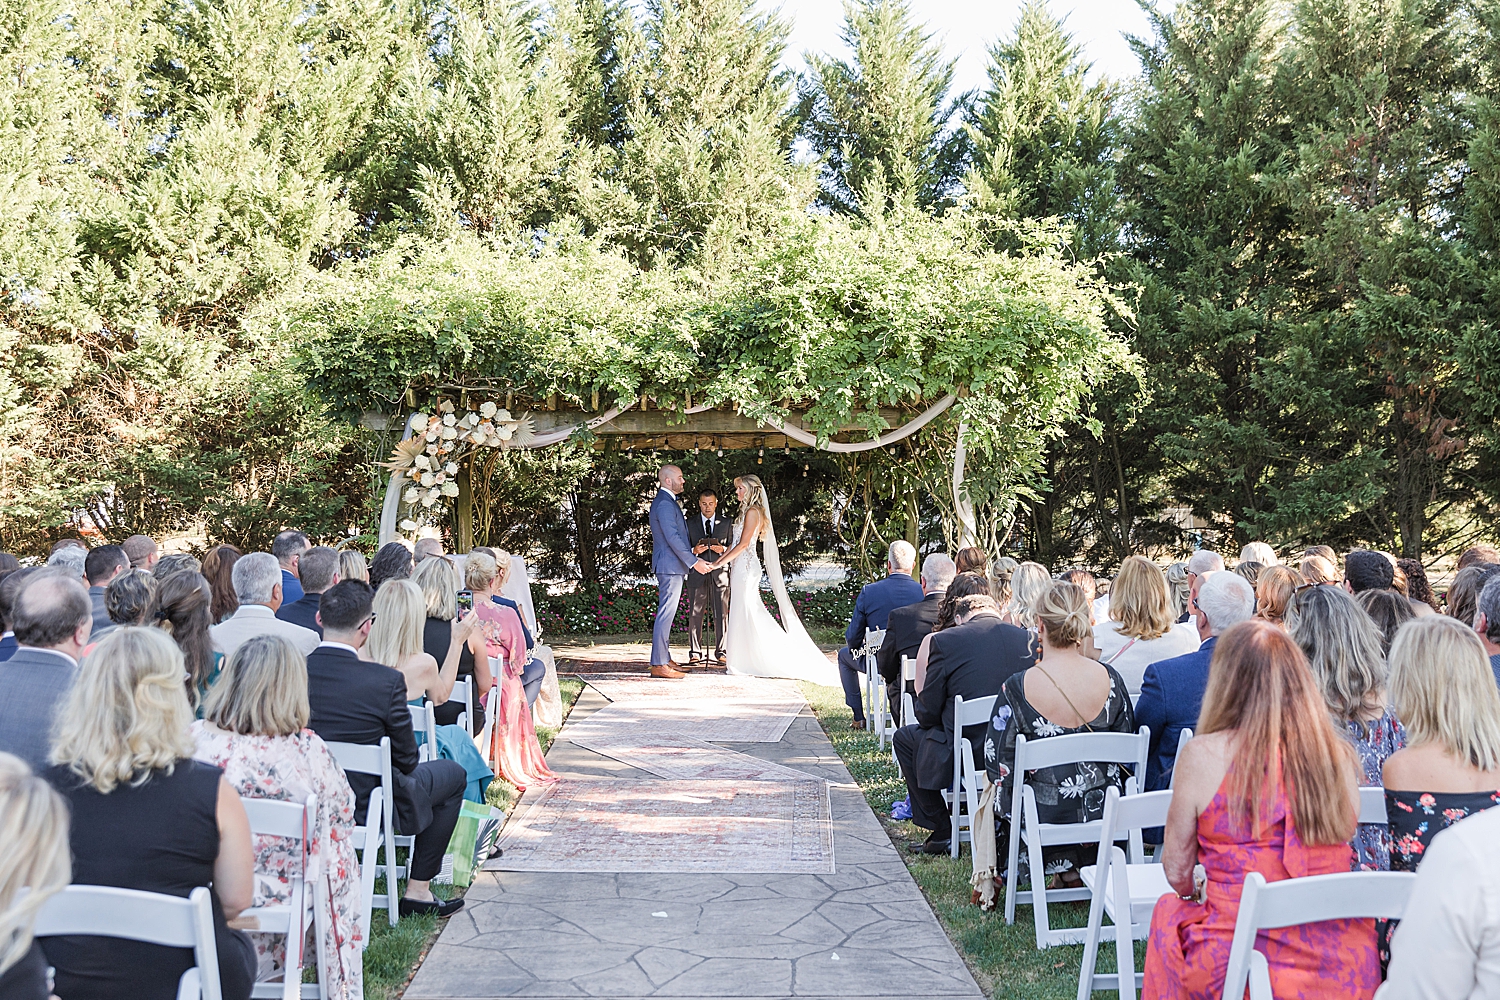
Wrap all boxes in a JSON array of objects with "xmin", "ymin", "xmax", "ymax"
[{"xmin": 797, "ymin": 0, "xmax": 965, "ymax": 216}]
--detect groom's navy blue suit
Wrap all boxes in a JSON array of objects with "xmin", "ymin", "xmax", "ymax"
[{"xmin": 649, "ymin": 487, "xmax": 696, "ymax": 665}]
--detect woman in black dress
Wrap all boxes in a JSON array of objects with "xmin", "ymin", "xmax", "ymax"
[
  {"xmin": 413, "ymin": 555, "xmax": 488, "ymax": 729},
  {"xmin": 42, "ymin": 627, "xmax": 257, "ymax": 1000},
  {"xmin": 0, "ymin": 752, "xmax": 70, "ymax": 1000}
]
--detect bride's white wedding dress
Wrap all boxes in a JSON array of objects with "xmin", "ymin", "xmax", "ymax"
[{"xmin": 724, "ymin": 523, "xmax": 840, "ymax": 686}]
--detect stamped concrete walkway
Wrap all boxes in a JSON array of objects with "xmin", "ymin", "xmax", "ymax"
[{"xmin": 404, "ymin": 685, "xmax": 984, "ymax": 1000}]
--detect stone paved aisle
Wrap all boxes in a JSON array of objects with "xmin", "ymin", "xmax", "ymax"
[{"xmin": 403, "ymin": 685, "xmax": 984, "ymax": 1000}]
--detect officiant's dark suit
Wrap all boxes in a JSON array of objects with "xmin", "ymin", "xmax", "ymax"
[
  {"xmin": 876, "ymin": 589, "xmax": 943, "ymax": 711},
  {"xmin": 686, "ymin": 488, "xmax": 733, "ymax": 662},
  {"xmin": 891, "ymin": 610, "xmax": 1035, "ymax": 847}
]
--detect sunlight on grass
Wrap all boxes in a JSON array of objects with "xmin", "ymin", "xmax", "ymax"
[{"xmin": 799, "ymin": 679, "xmax": 1144, "ymax": 1000}]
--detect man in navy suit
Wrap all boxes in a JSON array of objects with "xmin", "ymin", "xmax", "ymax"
[
  {"xmin": 838, "ymin": 540, "xmax": 925, "ymax": 728},
  {"xmin": 647, "ymin": 465, "xmax": 713, "ymax": 679},
  {"xmin": 275, "ymin": 545, "xmax": 338, "ymax": 636},
  {"xmin": 1135, "ymin": 570, "xmax": 1257, "ymax": 789},
  {"xmin": 273, "ymin": 530, "xmax": 309, "ymax": 605}
]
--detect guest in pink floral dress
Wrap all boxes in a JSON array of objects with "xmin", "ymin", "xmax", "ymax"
[
  {"xmin": 193, "ymin": 634, "xmax": 364, "ymax": 1000},
  {"xmin": 1145, "ymin": 620, "xmax": 1378, "ymax": 1000},
  {"xmin": 465, "ymin": 551, "xmax": 556, "ymax": 790}
]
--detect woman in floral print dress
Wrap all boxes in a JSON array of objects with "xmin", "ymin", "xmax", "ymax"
[
  {"xmin": 1380, "ymin": 615, "xmax": 1500, "ymax": 968},
  {"xmin": 985, "ymin": 580, "xmax": 1136, "ymax": 882}
]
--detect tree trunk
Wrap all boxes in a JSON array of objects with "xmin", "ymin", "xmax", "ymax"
[{"xmin": 455, "ymin": 467, "xmax": 474, "ymax": 554}]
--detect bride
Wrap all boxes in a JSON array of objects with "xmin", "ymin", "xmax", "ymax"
[{"xmin": 708, "ymin": 475, "xmax": 839, "ymax": 686}]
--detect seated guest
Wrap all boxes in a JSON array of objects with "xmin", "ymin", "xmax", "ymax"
[
  {"xmin": 121, "ymin": 533, "xmax": 160, "ymax": 571},
  {"xmin": 368, "ymin": 541, "xmax": 414, "ymax": 591},
  {"xmin": 413, "ymin": 537, "xmax": 445, "ymax": 563},
  {"xmin": 193, "ymin": 635, "xmax": 365, "ymax": 995},
  {"xmin": 271, "ymin": 530, "xmax": 309, "ymax": 605},
  {"xmin": 339, "ymin": 549, "xmax": 369, "ymax": 584},
  {"xmin": 154, "ymin": 570, "xmax": 222, "ymax": 710},
  {"xmin": 467, "ymin": 553, "xmax": 556, "ymax": 788},
  {"xmin": 83, "ymin": 543, "xmax": 128, "ymax": 637},
  {"xmin": 1240, "ymin": 540, "xmax": 1278, "ymax": 566},
  {"xmin": 0, "ymin": 572, "xmax": 90, "ymax": 773},
  {"xmin": 1135, "ymin": 571, "xmax": 1256, "ymax": 790},
  {"xmin": 154, "ymin": 553, "xmax": 201, "ymax": 578},
  {"xmin": 305, "ymin": 581, "xmax": 466, "ymax": 917},
  {"xmin": 1472, "ymin": 575, "xmax": 1500, "ymax": 684},
  {"xmin": 43, "ymin": 627, "xmax": 257, "ymax": 1000},
  {"xmin": 0, "ymin": 752, "xmax": 71, "ymax": 1000},
  {"xmin": 1286, "ymin": 585, "xmax": 1404, "ymax": 870},
  {"xmin": 210, "ymin": 552, "xmax": 319, "ymax": 659},
  {"xmin": 986, "ymin": 581, "xmax": 1136, "ymax": 886},
  {"xmin": 103, "ymin": 567, "xmax": 158, "ymax": 628},
  {"xmin": 837, "ymin": 540, "xmax": 924, "ymax": 730},
  {"xmin": 1300, "ymin": 554, "xmax": 1341, "ymax": 585},
  {"xmin": 0, "ymin": 567, "xmax": 43, "ymax": 663},
  {"xmin": 1457, "ymin": 544, "xmax": 1500, "ymax": 570},
  {"xmin": 1000, "ymin": 561, "xmax": 1050, "ymax": 629},
  {"xmin": 988, "ymin": 555, "xmax": 1018, "ymax": 605},
  {"xmin": 1165, "ymin": 561, "xmax": 1190, "ymax": 622},
  {"xmin": 1395, "ymin": 557, "xmax": 1437, "ymax": 614},
  {"xmin": 367, "ymin": 580, "xmax": 490, "ymax": 801},
  {"xmin": 469, "ymin": 550, "xmax": 544, "ymax": 707},
  {"xmin": 1345, "ymin": 549, "xmax": 1395, "ymax": 593},
  {"xmin": 1378, "ymin": 804, "xmax": 1500, "ymax": 999},
  {"xmin": 414, "ymin": 556, "xmax": 491, "ymax": 728},
  {"xmin": 911, "ymin": 572, "xmax": 993, "ymax": 692},
  {"xmin": 1093, "ymin": 555, "xmax": 1198, "ymax": 699},
  {"xmin": 892, "ymin": 593, "xmax": 1035, "ymax": 855},
  {"xmin": 1380, "ymin": 615, "xmax": 1500, "ymax": 967},
  {"xmin": 1254, "ymin": 564, "xmax": 1302, "ymax": 626},
  {"xmin": 1356, "ymin": 588, "xmax": 1415, "ymax": 654},
  {"xmin": 45, "ymin": 543, "xmax": 87, "ymax": 583},
  {"xmin": 954, "ymin": 546, "xmax": 987, "ymax": 576},
  {"xmin": 1232, "ymin": 560, "xmax": 1264, "ymax": 588},
  {"xmin": 876, "ymin": 552, "xmax": 955, "ymax": 712},
  {"xmin": 1303, "ymin": 543, "xmax": 1337, "ymax": 564},
  {"xmin": 1185, "ymin": 549, "xmax": 1225, "ymax": 593},
  {"xmin": 1446, "ymin": 563, "xmax": 1500, "ymax": 628},
  {"xmin": 1060, "ymin": 567, "xmax": 1109, "ymax": 623},
  {"xmin": 472, "ymin": 545, "xmax": 537, "ymax": 649},
  {"xmin": 202, "ymin": 543, "xmax": 242, "ymax": 623},
  {"xmin": 1145, "ymin": 619, "xmax": 1374, "ymax": 998},
  {"xmin": 275, "ymin": 545, "xmax": 338, "ymax": 636}
]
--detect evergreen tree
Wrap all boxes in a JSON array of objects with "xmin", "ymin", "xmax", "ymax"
[{"xmin": 798, "ymin": 0, "xmax": 965, "ymax": 216}]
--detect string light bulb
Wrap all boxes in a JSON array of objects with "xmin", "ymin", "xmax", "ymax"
[{"xmin": 803, "ymin": 464, "xmax": 809, "ymax": 477}]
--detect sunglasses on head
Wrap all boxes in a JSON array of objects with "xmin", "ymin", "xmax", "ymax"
[{"xmin": 1295, "ymin": 581, "xmax": 1336, "ymax": 594}]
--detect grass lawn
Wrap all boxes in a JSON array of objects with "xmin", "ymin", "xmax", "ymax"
[
  {"xmin": 361, "ymin": 676, "xmax": 586, "ymax": 999},
  {"xmin": 798, "ymin": 680, "xmax": 1144, "ymax": 1000}
]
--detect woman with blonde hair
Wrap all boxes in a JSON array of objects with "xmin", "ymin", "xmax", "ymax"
[
  {"xmin": 988, "ymin": 555, "xmax": 1019, "ymax": 606},
  {"xmin": 43, "ymin": 627, "xmax": 257, "ymax": 1000},
  {"xmin": 1284, "ymin": 584, "xmax": 1403, "ymax": 870},
  {"xmin": 1001, "ymin": 561, "xmax": 1051, "ymax": 629},
  {"xmin": 466, "ymin": 551, "xmax": 555, "ymax": 789},
  {"xmin": 367, "ymin": 580, "xmax": 491, "ymax": 801},
  {"xmin": 1254, "ymin": 564, "xmax": 1303, "ymax": 626},
  {"xmin": 1299, "ymin": 554, "xmax": 1340, "ymax": 586},
  {"xmin": 0, "ymin": 753, "xmax": 70, "ymax": 998},
  {"xmin": 1165, "ymin": 561, "xmax": 1191, "ymax": 622},
  {"xmin": 1144, "ymin": 620, "xmax": 1376, "ymax": 998},
  {"xmin": 984, "ymin": 581, "xmax": 1136, "ymax": 885},
  {"xmin": 1379, "ymin": 615, "xmax": 1500, "ymax": 965},
  {"xmin": 413, "ymin": 555, "xmax": 487, "ymax": 728},
  {"xmin": 1093, "ymin": 556, "xmax": 1198, "ymax": 699},
  {"xmin": 193, "ymin": 634, "xmax": 365, "ymax": 996},
  {"xmin": 337, "ymin": 549, "xmax": 368, "ymax": 585}
]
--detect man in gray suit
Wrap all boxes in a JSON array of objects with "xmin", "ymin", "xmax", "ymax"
[
  {"xmin": 0, "ymin": 570, "xmax": 91, "ymax": 773},
  {"xmin": 648, "ymin": 465, "xmax": 712, "ymax": 679},
  {"xmin": 84, "ymin": 543, "xmax": 128, "ymax": 637}
]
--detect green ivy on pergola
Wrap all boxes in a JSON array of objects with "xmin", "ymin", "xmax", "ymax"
[{"xmin": 279, "ymin": 212, "xmax": 1136, "ymax": 553}]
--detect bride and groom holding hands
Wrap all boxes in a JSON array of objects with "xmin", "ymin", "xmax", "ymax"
[{"xmin": 648, "ymin": 464, "xmax": 838, "ymax": 686}]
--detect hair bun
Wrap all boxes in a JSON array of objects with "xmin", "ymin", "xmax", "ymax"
[{"xmin": 1036, "ymin": 580, "xmax": 1091, "ymax": 647}]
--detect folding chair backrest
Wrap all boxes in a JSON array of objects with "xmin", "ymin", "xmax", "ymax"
[
  {"xmin": 1358, "ymin": 786, "xmax": 1387, "ymax": 824},
  {"xmin": 1169, "ymin": 728, "xmax": 1193, "ymax": 789},
  {"xmin": 1106, "ymin": 786, "xmax": 1173, "ymax": 835},
  {"xmin": 865, "ymin": 627, "xmax": 885, "ymax": 654},
  {"xmin": 1222, "ymin": 870, "xmax": 1416, "ymax": 1000},
  {"xmin": 241, "ymin": 796, "xmax": 311, "ymax": 841},
  {"xmin": 953, "ymin": 694, "xmax": 997, "ymax": 730},
  {"xmin": 452, "ymin": 676, "xmax": 474, "ymax": 732},
  {"xmin": 325, "ymin": 737, "xmax": 399, "ymax": 929},
  {"xmin": 1016, "ymin": 730, "xmax": 1149, "ymax": 776},
  {"xmin": 902, "ymin": 656, "xmax": 915, "ymax": 682},
  {"xmin": 410, "ymin": 700, "xmax": 438, "ymax": 761},
  {"xmin": 35, "ymin": 885, "xmax": 223, "ymax": 1000},
  {"xmin": 239, "ymin": 795, "xmax": 315, "ymax": 1000}
]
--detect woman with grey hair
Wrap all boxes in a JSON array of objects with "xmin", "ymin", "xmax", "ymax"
[
  {"xmin": 1284, "ymin": 584, "xmax": 1404, "ymax": 870},
  {"xmin": 104, "ymin": 567, "xmax": 158, "ymax": 627}
]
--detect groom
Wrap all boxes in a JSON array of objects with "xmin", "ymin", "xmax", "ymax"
[{"xmin": 648, "ymin": 465, "xmax": 713, "ymax": 679}]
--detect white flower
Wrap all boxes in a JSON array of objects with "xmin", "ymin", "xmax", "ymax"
[
  {"xmin": 496, "ymin": 409, "xmax": 511, "ymax": 422},
  {"xmin": 410, "ymin": 413, "xmax": 428, "ymax": 428},
  {"xmin": 433, "ymin": 472, "xmax": 446, "ymax": 484},
  {"xmin": 403, "ymin": 487, "xmax": 419, "ymax": 503},
  {"xmin": 442, "ymin": 413, "xmax": 456, "ymax": 426},
  {"xmin": 441, "ymin": 481, "xmax": 459, "ymax": 497},
  {"xmin": 399, "ymin": 518, "xmax": 418, "ymax": 531},
  {"xmin": 497, "ymin": 425, "xmax": 513, "ymax": 440},
  {"xmin": 983, "ymin": 736, "xmax": 995, "ymax": 762},
  {"xmin": 413, "ymin": 455, "xmax": 430, "ymax": 470},
  {"xmin": 424, "ymin": 430, "xmax": 438, "ymax": 443},
  {"xmin": 444, "ymin": 462, "xmax": 458, "ymax": 475},
  {"xmin": 463, "ymin": 412, "xmax": 479, "ymax": 427},
  {"xmin": 441, "ymin": 426, "xmax": 457, "ymax": 440},
  {"xmin": 1059, "ymin": 775, "xmax": 1089, "ymax": 799},
  {"xmin": 479, "ymin": 401, "xmax": 497, "ymax": 418},
  {"xmin": 420, "ymin": 492, "xmax": 437, "ymax": 508},
  {"xmin": 419, "ymin": 472, "xmax": 435, "ymax": 487},
  {"xmin": 1033, "ymin": 721, "xmax": 1066, "ymax": 738}
]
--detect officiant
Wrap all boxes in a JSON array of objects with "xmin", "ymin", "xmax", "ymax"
[{"xmin": 686, "ymin": 486, "xmax": 733, "ymax": 665}]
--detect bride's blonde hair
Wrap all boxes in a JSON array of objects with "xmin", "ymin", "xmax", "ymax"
[{"xmin": 734, "ymin": 475, "xmax": 772, "ymax": 539}]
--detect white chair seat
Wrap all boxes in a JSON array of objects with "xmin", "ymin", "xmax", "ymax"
[{"xmin": 1079, "ymin": 861, "xmax": 1171, "ymax": 926}]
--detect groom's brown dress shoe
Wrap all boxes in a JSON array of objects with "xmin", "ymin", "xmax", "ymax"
[{"xmin": 649, "ymin": 663, "xmax": 686, "ymax": 679}]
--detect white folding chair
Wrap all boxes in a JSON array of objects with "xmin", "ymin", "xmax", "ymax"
[
  {"xmin": 241, "ymin": 795, "xmax": 325, "ymax": 999},
  {"xmin": 326, "ymin": 737, "xmax": 400, "ymax": 930},
  {"xmin": 945, "ymin": 693, "xmax": 998, "ymax": 858},
  {"xmin": 900, "ymin": 655, "xmax": 917, "ymax": 728},
  {"xmin": 1223, "ymin": 870, "xmax": 1416, "ymax": 1000},
  {"xmin": 34, "ymin": 884, "xmax": 223, "ymax": 1000},
  {"xmin": 410, "ymin": 700, "xmax": 438, "ymax": 763},
  {"xmin": 1077, "ymin": 786, "xmax": 1174, "ymax": 1000},
  {"xmin": 1005, "ymin": 728, "xmax": 1152, "ymax": 948},
  {"xmin": 450, "ymin": 676, "xmax": 474, "ymax": 734},
  {"xmin": 477, "ymin": 657, "xmax": 500, "ymax": 767},
  {"xmin": 1359, "ymin": 786, "xmax": 1387, "ymax": 824},
  {"xmin": 864, "ymin": 627, "xmax": 886, "ymax": 745}
]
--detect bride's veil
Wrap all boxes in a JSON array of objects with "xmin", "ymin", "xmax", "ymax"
[{"xmin": 749, "ymin": 482, "xmax": 818, "ymax": 646}]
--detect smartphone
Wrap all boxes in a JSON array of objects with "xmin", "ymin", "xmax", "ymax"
[{"xmin": 456, "ymin": 590, "xmax": 474, "ymax": 613}]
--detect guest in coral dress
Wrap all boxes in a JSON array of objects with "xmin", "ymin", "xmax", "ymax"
[
  {"xmin": 1144, "ymin": 619, "xmax": 1379, "ymax": 1000},
  {"xmin": 465, "ymin": 551, "xmax": 556, "ymax": 790}
]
